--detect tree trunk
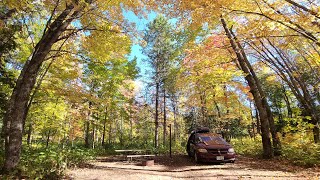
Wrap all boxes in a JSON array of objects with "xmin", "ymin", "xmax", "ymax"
[
  {"xmin": 84, "ymin": 120, "xmax": 90, "ymax": 148},
  {"xmin": 2, "ymin": 4, "xmax": 80, "ymax": 172},
  {"xmin": 199, "ymin": 90, "xmax": 208, "ymax": 126},
  {"xmin": 173, "ymin": 104, "xmax": 176, "ymax": 141},
  {"xmin": 171, "ymin": 96, "xmax": 178, "ymax": 142},
  {"xmin": 282, "ymin": 86, "xmax": 292, "ymax": 118},
  {"xmin": 265, "ymin": 103, "xmax": 282, "ymax": 155},
  {"xmin": 85, "ymin": 102, "xmax": 92, "ymax": 148},
  {"xmin": 120, "ymin": 116, "xmax": 123, "ymax": 147},
  {"xmin": 214, "ymin": 100, "xmax": 221, "ymax": 118},
  {"xmin": 221, "ymin": 17, "xmax": 273, "ymax": 158},
  {"xmin": 92, "ymin": 120, "xmax": 95, "ymax": 149},
  {"xmin": 26, "ymin": 123, "xmax": 32, "ymax": 145},
  {"xmin": 70, "ymin": 120, "xmax": 74, "ymax": 147},
  {"xmin": 130, "ymin": 112, "xmax": 133, "ymax": 142},
  {"xmin": 231, "ymin": 30, "xmax": 281, "ymax": 155},
  {"xmin": 250, "ymin": 101, "xmax": 256, "ymax": 139},
  {"xmin": 163, "ymin": 89, "xmax": 166, "ymax": 146},
  {"xmin": 155, "ymin": 82, "xmax": 159, "ymax": 149},
  {"xmin": 102, "ymin": 107, "xmax": 107, "ymax": 147},
  {"xmin": 313, "ymin": 126, "xmax": 320, "ymax": 143},
  {"xmin": 108, "ymin": 121, "xmax": 112, "ymax": 145},
  {"xmin": 255, "ymin": 106, "xmax": 261, "ymax": 134}
]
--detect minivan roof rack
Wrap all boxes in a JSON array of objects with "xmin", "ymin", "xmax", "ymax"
[{"xmin": 191, "ymin": 127, "xmax": 210, "ymax": 134}]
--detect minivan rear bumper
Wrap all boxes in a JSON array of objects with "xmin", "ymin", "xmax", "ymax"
[{"xmin": 197, "ymin": 152, "xmax": 236, "ymax": 163}]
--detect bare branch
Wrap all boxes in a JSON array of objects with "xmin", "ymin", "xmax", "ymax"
[{"xmin": 284, "ymin": 0, "xmax": 320, "ymax": 19}]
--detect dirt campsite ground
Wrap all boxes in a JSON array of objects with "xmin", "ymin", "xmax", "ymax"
[{"xmin": 66, "ymin": 155, "xmax": 320, "ymax": 180}]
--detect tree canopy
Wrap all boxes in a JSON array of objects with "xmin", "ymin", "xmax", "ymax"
[{"xmin": 0, "ymin": 0, "xmax": 319, "ymax": 177}]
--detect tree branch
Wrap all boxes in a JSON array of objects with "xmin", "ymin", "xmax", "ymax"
[
  {"xmin": 225, "ymin": 8, "xmax": 320, "ymax": 46},
  {"xmin": 284, "ymin": 0, "xmax": 320, "ymax": 19}
]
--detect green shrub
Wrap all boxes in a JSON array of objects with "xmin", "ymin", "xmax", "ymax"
[
  {"xmin": 231, "ymin": 134, "xmax": 320, "ymax": 167},
  {"xmin": 172, "ymin": 141, "xmax": 187, "ymax": 154},
  {"xmin": 281, "ymin": 134, "xmax": 320, "ymax": 167},
  {"xmin": 17, "ymin": 146, "xmax": 96, "ymax": 179},
  {"xmin": 148, "ymin": 140, "xmax": 187, "ymax": 155},
  {"xmin": 231, "ymin": 137, "xmax": 263, "ymax": 157}
]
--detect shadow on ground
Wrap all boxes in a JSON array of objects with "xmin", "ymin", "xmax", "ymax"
[
  {"xmin": 66, "ymin": 155, "xmax": 320, "ymax": 179},
  {"xmin": 93, "ymin": 154, "xmax": 319, "ymax": 175},
  {"xmin": 93, "ymin": 154, "xmax": 234, "ymax": 171}
]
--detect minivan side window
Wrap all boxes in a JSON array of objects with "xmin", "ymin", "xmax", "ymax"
[{"xmin": 195, "ymin": 137, "xmax": 202, "ymax": 143}]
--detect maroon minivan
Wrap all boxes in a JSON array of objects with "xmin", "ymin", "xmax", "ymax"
[{"xmin": 186, "ymin": 127, "xmax": 236, "ymax": 163}]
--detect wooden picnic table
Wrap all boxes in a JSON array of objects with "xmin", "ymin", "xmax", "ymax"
[{"xmin": 115, "ymin": 149, "xmax": 148, "ymax": 154}]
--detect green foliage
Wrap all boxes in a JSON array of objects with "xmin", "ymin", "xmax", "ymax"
[
  {"xmin": 231, "ymin": 137, "xmax": 263, "ymax": 157},
  {"xmin": 143, "ymin": 15, "xmax": 178, "ymax": 81},
  {"xmin": 141, "ymin": 140, "xmax": 187, "ymax": 155},
  {"xmin": 0, "ymin": 7, "xmax": 20, "ymax": 121},
  {"xmin": 172, "ymin": 141, "xmax": 187, "ymax": 154},
  {"xmin": 232, "ymin": 135, "xmax": 320, "ymax": 167},
  {"xmin": 17, "ymin": 145, "xmax": 96, "ymax": 179},
  {"xmin": 282, "ymin": 115, "xmax": 314, "ymax": 134},
  {"xmin": 0, "ymin": 24, "xmax": 19, "ymax": 55},
  {"xmin": 281, "ymin": 134, "xmax": 320, "ymax": 167},
  {"xmin": 282, "ymin": 142, "xmax": 320, "ymax": 167}
]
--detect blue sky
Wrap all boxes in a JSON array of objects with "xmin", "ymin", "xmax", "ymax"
[{"xmin": 123, "ymin": 10, "xmax": 157, "ymax": 85}]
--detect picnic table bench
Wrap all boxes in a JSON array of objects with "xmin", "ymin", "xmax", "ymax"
[
  {"xmin": 126, "ymin": 154, "xmax": 155, "ymax": 161},
  {"xmin": 115, "ymin": 149, "xmax": 155, "ymax": 161}
]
